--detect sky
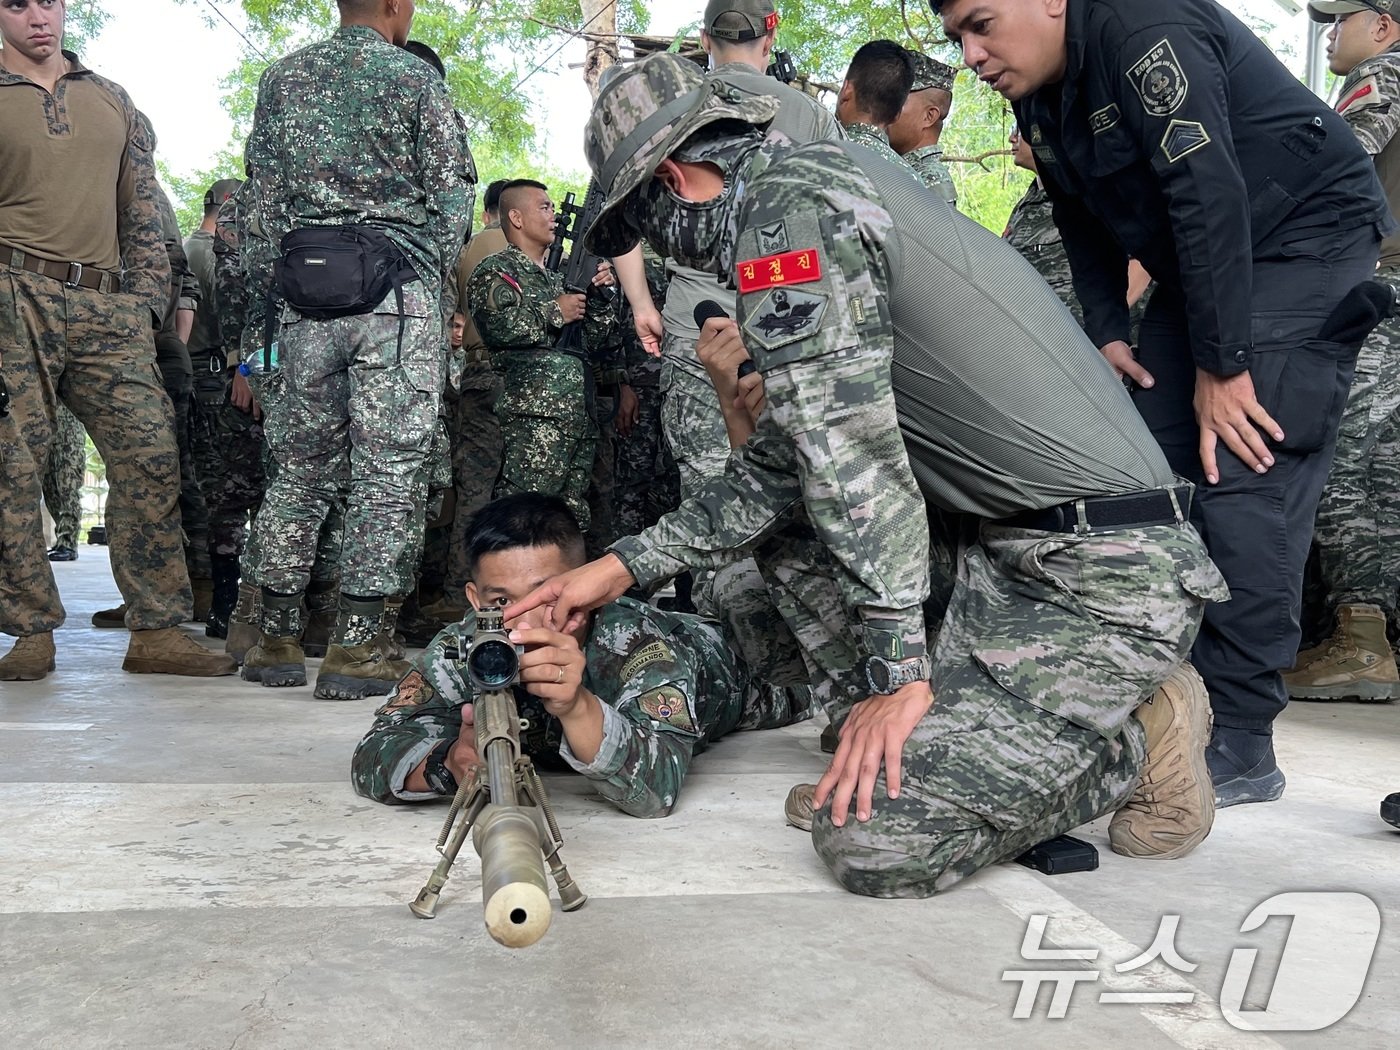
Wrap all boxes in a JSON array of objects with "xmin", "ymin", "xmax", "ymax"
[{"xmin": 80, "ymin": 0, "xmax": 1321, "ymax": 205}]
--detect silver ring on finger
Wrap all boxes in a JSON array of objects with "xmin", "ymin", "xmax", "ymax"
[{"xmin": 555, "ymin": 666, "xmax": 565, "ymax": 685}]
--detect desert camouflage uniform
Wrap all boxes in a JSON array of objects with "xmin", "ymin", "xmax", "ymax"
[
  {"xmin": 599, "ymin": 112, "xmax": 1225, "ymax": 896},
  {"xmin": 350, "ymin": 598, "xmax": 810, "ymax": 816},
  {"xmin": 242, "ymin": 25, "xmax": 473, "ymax": 604},
  {"xmin": 903, "ymin": 144, "xmax": 957, "ymax": 207},
  {"xmin": 615, "ymin": 251, "xmax": 680, "ymax": 538},
  {"xmin": 1309, "ymin": 47, "xmax": 1400, "ymax": 637},
  {"xmin": 1, "ymin": 54, "xmax": 187, "ymax": 637},
  {"xmin": 467, "ymin": 243, "xmax": 614, "ymax": 529},
  {"xmin": 41, "ymin": 403, "xmax": 87, "ymax": 550}
]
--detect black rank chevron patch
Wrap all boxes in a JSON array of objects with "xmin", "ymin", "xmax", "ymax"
[{"xmin": 1159, "ymin": 119, "xmax": 1211, "ymax": 164}]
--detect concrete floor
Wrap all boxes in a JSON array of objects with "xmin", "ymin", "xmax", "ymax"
[{"xmin": 2, "ymin": 549, "xmax": 1397, "ymax": 1050}]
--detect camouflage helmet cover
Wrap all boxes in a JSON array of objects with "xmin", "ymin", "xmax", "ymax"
[{"xmin": 583, "ymin": 52, "xmax": 779, "ymax": 256}]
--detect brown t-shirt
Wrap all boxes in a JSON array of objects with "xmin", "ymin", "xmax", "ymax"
[
  {"xmin": 456, "ymin": 223, "xmax": 508, "ymax": 363},
  {"xmin": 0, "ymin": 55, "xmax": 132, "ymax": 272}
]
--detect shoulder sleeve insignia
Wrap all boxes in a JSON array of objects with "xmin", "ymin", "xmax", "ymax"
[
  {"xmin": 1338, "ymin": 74, "xmax": 1382, "ymax": 115},
  {"xmin": 619, "ymin": 639, "xmax": 676, "ymax": 682},
  {"xmin": 1128, "ymin": 38, "xmax": 1189, "ymax": 117},
  {"xmin": 1090, "ymin": 103, "xmax": 1121, "ymax": 134},
  {"xmin": 736, "ymin": 248, "xmax": 822, "ymax": 294},
  {"xmin": 378, "ymin": 668, "xmax": 438, "ymax": 713},
  {"xmin": 638, "ymin": 685, "xmax": 698, "ymax": 733},
  {"xmin": 742, "ymin": 286, "xmax": 829, "ymax": 351},
  {"xmin": 488, "ymin": 273, "xmax": 521, "ymax": 308},
  {"xmin": 1159, "ymin": 119, "xmax": 1212, "ymax": 164}
]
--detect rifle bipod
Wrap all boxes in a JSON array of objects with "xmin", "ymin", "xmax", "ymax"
[{"xmin": 409, "ymin": 752, "xmax": 586, "ymax": 947}]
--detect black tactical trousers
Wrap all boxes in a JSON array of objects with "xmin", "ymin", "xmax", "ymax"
[{"xmin": 1130, "ymin": 223, "xmax": 1379, "ymax": 730}]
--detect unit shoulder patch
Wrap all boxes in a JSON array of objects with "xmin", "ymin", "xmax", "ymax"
[
  {"xmin": 638, "ymin": 686, "xmax": 697, "ymax": 733},
  {"xmin": 742, "ymin": 286, "xmax": 829, "ymax": 351},
  {"xmin": 1128, "ymin": 38, "xmax": 1189, "ymax": 117},
  {"xmin": 1090, "ymin": 103, "xmax": 1121, "ymax": 134}
]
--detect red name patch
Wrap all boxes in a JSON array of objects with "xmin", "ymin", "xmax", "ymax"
[{"xmin": 736, "ymin": 249, "xmax": 822, "ymax": 294}]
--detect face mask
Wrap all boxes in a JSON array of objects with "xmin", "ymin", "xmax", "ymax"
[{"xmin": 630, "ymin": 177, "xmax": 739, "ymax": 277}]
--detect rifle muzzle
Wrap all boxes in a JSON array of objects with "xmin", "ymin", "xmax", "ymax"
[{"xmin": 473, "ymin": 804, "xmax": 552, "ymax": 948}]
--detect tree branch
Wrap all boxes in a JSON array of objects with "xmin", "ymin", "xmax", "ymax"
[{"xmin": 942, "ymin": 147, "xmax": 1013, "ymax": 169}]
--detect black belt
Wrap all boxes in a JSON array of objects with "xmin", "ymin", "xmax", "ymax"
[
  {"xmin": 6, "ymin": 249, "xmax": 122, "ymax": 293},
  {"xmin": 998, "ymin": 484, "xmax": 1192, "ymax": 535}
]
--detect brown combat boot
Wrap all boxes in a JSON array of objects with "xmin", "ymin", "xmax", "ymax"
[
  {"xmin": 224, "ymin": 582, "xmax": 261, "ymax": 665},
  {"xmin": 0, "ymin": 632, "xmax": 56, "ymax": 681},
  {"xmin": 784, "ymin": 783, "xmax": 817, "ymax": 832},
  {"xmin": 122, "ymin": 628, "xmax": 238, "ymax": 677},
  {"xmin": 1109, "ymin": 662, "xmax": 1214, "ymax": 860},
  {"xmin": 1283, "ymin": 604, "xmax": 1400, "ymax": 702},
  {"xmin": 314, "ymin": 642, "xmax": 408, "ymax": 700},
  {"xmin": 241, "ymin": 635, "xmax": 308, "ymax": 687},
  {"xmin": 92, "ymin": 604, "xmax": 127, "ymax": 628}
]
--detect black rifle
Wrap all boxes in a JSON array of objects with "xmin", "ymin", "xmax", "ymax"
[
  {"xmin": 767, "ymin": 50, "xmax": 797, "ymax": 84},
  {"xmin": 546, "ymin": 181, "xmax": 617, "ymax": 415}
]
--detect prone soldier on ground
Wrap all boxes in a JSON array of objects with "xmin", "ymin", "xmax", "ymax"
[{"xmin": 351, "ymin": 493, "xmax": 810, "ymax": 816}]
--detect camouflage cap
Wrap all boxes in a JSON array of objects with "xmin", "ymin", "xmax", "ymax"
[
  {"xmin": 583, "ymin": 52, "xmax": 779, "ymax": 256},
  {"xmin": 908, "ymin": 51, "xmax": 958, "ymax": 93},
  {"xmin": 704, "ymin": 0, "xmax": 780, "ymax": 41},
  {"xmin": 1308, "ymin": 0, "xmax": 1395, "ymax": 21}
]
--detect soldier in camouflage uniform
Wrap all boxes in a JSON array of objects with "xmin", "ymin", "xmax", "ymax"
[
  {"xmin": 1003, "ymin": 128, "xmax": 1083, "ymax": 325},
  {"xmin": 1286, "ymin": 0, "xmax": 1400, "ymax": 700},
  {"xmin": 614, "ymin": 250, "xmax": 680, "ymax": 538},
  {"xmin": 351, "ymin": 494, "xmax": 808, "ymax": 815},
  {"xmin": 240, "ymin": 0, "xmax": 474, "ymax": 699},
  {"xmin": 41, "ymin": 402, "xmax": 86, "ymax": 560},
  {"xmin": 888, "ymin": 50, "xmax": 959, "ymax": 207},
  {"xmin": 615, "ymin": 0, "xmax": 843, "ymax": 504},
  {"xmin": 467, "ymin": 180, "xmax": 615, "ymax": 530},
  {"xmin": 836, "ymin": 40, "xmax": 919, "ymax": 174},
  {"xmin": 508, "ymin": 54, "xmax": 1229, "ymax": 897},
  {"xmin": 0, "ymin": 0, "xmax": 233, "ymax": 681},
  {"xmin": 185, "ymin": 178, "xmax": 266, "ymax": 638}
]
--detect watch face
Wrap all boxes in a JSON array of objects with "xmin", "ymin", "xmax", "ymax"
[{"xmin": 867, "ymin": 658, "xmax": 892, "ymax": 694}]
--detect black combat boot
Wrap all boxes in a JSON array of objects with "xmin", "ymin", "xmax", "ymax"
[{"xmin": 205, "ymin": 553, "xmax": 241, "ymax": 640}]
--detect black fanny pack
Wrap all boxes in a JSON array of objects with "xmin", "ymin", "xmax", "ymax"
[{"xmin": 264, "ymin": 225, "xmax": 418, "ymax": 368}]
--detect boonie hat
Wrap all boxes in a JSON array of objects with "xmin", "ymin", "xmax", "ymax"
[{"xmin": 582, "ymin": 53, "xmax": 778, "ymax": 256}]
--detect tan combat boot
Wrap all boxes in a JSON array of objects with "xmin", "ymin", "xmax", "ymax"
[
  {"xmin": 784, "ymin": 783, "xmax": 817, "ymax": 832},
  {"xmin": 1283, "ymin": 604, "xmax": 1400, "ymax": 702},
  {"xmin": 1109, "ymin": 662, "xmax": 1214, "ymax": 860},
  {"xmin": 241, "ymin": 635, "xmax": 308, "ymax": 687},
  {"xmin": 91, "ymin": 604, "xmax": 128, "ymax": 628},
  {"xmin": 224, "ymin": 582, "xmax": 262, "ymax": 665},
  {"xmin": 314, "ymin": 642, "xmax": 408, "ymax": 701},
  {"xmin": 123, "ymin": 628, "xmax": 238, "ymax": 677},
  {"xmin": 0, "ymin": 632, "xmax": 57, "ymax": 681}
]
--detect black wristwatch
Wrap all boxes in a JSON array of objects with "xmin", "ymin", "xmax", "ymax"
[
  {"xmin": 861, "ymin": 654, "xmax": 932, "ymax": 695},
  {"xmin": 423, "ymin": 738, "xmax": 459, "ymax": 796}
]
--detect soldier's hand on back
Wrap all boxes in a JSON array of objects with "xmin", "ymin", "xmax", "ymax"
[{"xmin": 557, "ymin": 292, "xmax": 588, "ymax": 323}]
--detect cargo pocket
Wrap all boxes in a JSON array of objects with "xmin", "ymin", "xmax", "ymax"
[{"xmin": 1251, "ymin": 339, "xmax": 1352, "ymax": 454}]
